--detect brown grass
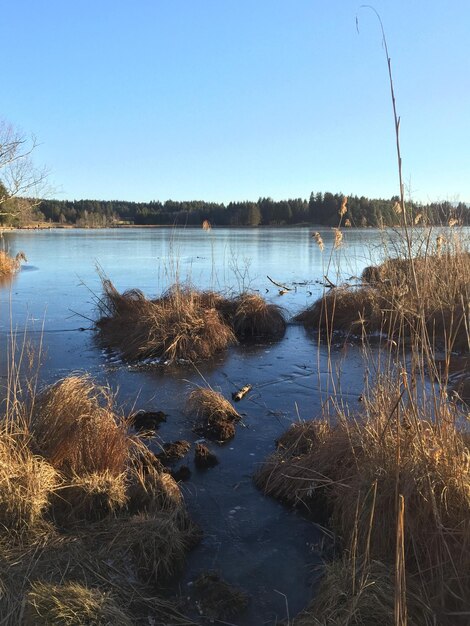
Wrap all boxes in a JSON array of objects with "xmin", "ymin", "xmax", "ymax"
[
  {"xmin": 24, "ymin": 581, "xmax": 133, "ymax": 626},
  {"xmin": 0, "ymin": 427, "xmax": 58, "ymax": 532},
  {"xmin": 296, "ymin": 246, "xmax": 470, "ymax": 352},
  {"xmin": 126, "ymin": 437, "xmax": 186, "ymax": 519},
  {"xmin": 29, "ymin": 375, "xmax": 129, "ymax": 477},
  {"xmin": 96, "ymin": 280, "xmax": 237, "ymax": 363},
  {"xmin": 52, "ymin": 471, "xmax": 128, "ymax": 524},
  {"xmin": 255, "ymin": 380, "xmax": 470, "ymax": 621},
  {"xmin": 1, "ymin": 512, "xmax": 197, "ymax": 625},
  {"xmin": 96, "ymin": 276, "xmax": 287, "ymax": 363},
  {"xmin": 0, "ymin": 250, "xmax": 26, "ymax": 276},
  {"xmin": 157, "ymin": 440, "xmax": 191, "ymax": 464},
  {"xmin": 0, "ymin": 371, "xmax": 197, "ymax": 625},
  {"xmin": 186, "ymin": 388, "xmax": 241, "ymax": 442},
  {"xmin": 115, "ymin": 512, "xmax": 197, "ymax": 585},
  {"xmin": 294, "ymin": 286, "xmax": 384, "ymax": 334},
  {"xmin": 194, "ymin": 443, "xmax": 219, "ymax": 469},
  {"xmin": 292, "ymin": 557, "xmax": 431, "ymax": 626},
  {"xmin": 230, "ymin": 293, "xmax": 287, "ymax": 339}
]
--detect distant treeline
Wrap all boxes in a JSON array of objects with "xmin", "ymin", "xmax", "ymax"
[{"xmin": 37, "ymin": 193, "xmax": 470, "ymax": 228}]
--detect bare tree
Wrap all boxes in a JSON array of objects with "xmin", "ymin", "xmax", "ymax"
[{"xmin": 0, "ymin": 119, "xmax": 49, "ymax": 220}]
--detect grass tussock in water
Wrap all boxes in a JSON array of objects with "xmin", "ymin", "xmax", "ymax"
[
  {"xmin": 186, "ymin": 388, "xmax": 241, "ymax": 442},
  {"xmin": 255, "ymin": 379, "xmax": 470, "ymax": 623},
  {"xmin": 0, "ymin": 250, "xmax": 26, "ymax": 276},
  {"xmin": 296, "ymin": 244, "xmax": 470, "ymax": 352},
  {"xmin": 97, "ymin": 279, "xmax": 237, "ymax": 363},
  {"xmin": 96, "ymin": 276, "xmax": 287, "ymax": 364},
  {"xmin": 0, "ymin": 374, "xmax": 197, "ymax": 625},
  {"xmin": 230, "ymin": 292, "xmax": 286, "ymax": 339}
]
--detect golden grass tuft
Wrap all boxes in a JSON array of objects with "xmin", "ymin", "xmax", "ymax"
[
  {"xmin": 297, "ymin": 247, "xmax": 470, "ymax": 351},
  {"xmin": 97, "ymin": 279, "xmax": 237, "ymax": 363},
  {"xmin": 24, "ymin": 581, "xmax": 133, "ymax": 626},
  {"xmin": 186, "ymin": 388, "xmax": 241, "ymax": 442},
  {"xmin": 0, "ymin": 372, "xmax": 196, "ymax": 625},
  {"xmin": 0, "ymin": 250, "xmax": 26, "ymax": 276},
  {"xmin": 97, "ymin": 277, "xmax": 287, "ymax": 362},
  {"xmin": 255, "ymin": 380, "xmax": 470, "ymax": 617},
  {"xmin": 294, "ymin": 286, "xmax": 383, "ymax": 334},
  {"xmin": 52, "ymin": 471, "xmax": 128, "ymax": 524},
  {"xmin": 114, "ymin": 512, "xmax": 196, "ymax": 585},
  {"xmin": 0, "ymin": 427, "xmax": 58, "ymax": 532},
  {"xmin": 231, "ymin": 293, "xmax": 286, "ymax": 339},
  {"xmin": 126, "ymin": 437, "xmax": 185, "ymax": 516},
  {"xmin": 292, "ymin": 557, "xmax": 430, "ymax": 626},
  {"xmin": 29, "ymin": 375, "xmax": 129, "ymax": 477}
]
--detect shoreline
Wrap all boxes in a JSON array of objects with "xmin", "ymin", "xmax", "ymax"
[{"xmin": 0, "ymin": 222, "xmax": 431, "ymax": 232}]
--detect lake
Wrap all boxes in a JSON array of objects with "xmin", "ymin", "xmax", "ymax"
[{"xmin": 0, "ymin": 226, "xmax": 407, "ymax": 624}]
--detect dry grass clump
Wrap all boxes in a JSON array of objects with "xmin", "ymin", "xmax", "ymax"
[
  {"xmin": 52, "ymin": 471, "xmax": 128, "ymax": 524},
  {"xmin": 1, "ymin": 512, "xmax": 197, "ymax": 625},
  {"xmin": 255, "ymin": 381, "xmax": 470, "ymax": 620},
  {"xmin": 362, "ymin": 249, "xmax": 470, "ymax": 351},
  {"xmin": 126, "ymin": 439, "xmax": 186, "ymax": 518},
  {"xmin": 24, "ymin": 581, "xmax": 133, "ymax": 626},
  {"xmin": 186, "ymin": 388, "xmax": 241, "ymax": 442},
  {"xmin": 26, "ymin": 375, "xmax": 131, "ymax": 524},
  {"xmin": 157, "ymin": 440, "xmax": 191, "ymax": 464},
  {"xmin": 96, "ymin": 279, "xmax": 236, "ymax": 363},
  {"xmin": 292, "ymin": 558, "xmax": 430, "ymax": 626},
  {"xmin": 96, "ymin": 276, "xmax": 288, "ymax": 363},
  {"xmin": 194, "ymin": 443, "xmax": 219, "ymax": 469},
  {"xmin": 0, "ymin": 250, "xmax": 26, "ymax": 276},
  {"xmin": 29, "ymin": 375, "xmax": 129, "ymax": 477},
  {"xmin": 114, "ymin": 512, "xmax": 196, "ymax": 585},
  {"xmin": 294, "ymin": 286, "xmax": 384, "ymax": 334},
  {"xmin": 230, "ymin": 293, "xmax": 287, "ymax": 339},
  {"xmin": 0, "ymin": 372, "xmax": 197, "ymax": 625},
  {"xmin": 0, "ymin": 428, "xmax": 58, "ymax": 531},
  {"xmin": 297, "ymin": 245, "xmax": 470, "ymax": 352}
]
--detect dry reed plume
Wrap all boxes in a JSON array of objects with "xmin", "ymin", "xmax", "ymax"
[
  {"xmin": 312, "ymin": 231, "xmax": 324, "ymax": 251},
  {"xmin": 255, "ymin": 379, "xmax": 470, "ymax": 623}
]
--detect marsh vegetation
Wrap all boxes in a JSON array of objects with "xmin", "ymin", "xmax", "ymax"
[{"xmin": 0, "ymin": 222, "xmax": 469, "ymax": 625}]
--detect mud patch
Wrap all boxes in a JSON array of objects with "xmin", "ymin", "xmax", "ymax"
[
  {"xmin": 157, "ymin": 440, "xmax": 191, "ymax": 464},
  {"xmin": 194, "ymin": 443, "xmax": 219, "ymax": 469}
]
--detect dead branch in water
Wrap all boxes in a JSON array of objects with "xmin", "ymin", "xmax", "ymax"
[{"xmin": 267, "ymin": 275, "xmax": 292, "ymax": 291}]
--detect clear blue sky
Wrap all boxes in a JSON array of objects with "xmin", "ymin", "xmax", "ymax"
[{"xmin": 2, "ymin": 1, "xmax": 469, "ymax": 204}]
